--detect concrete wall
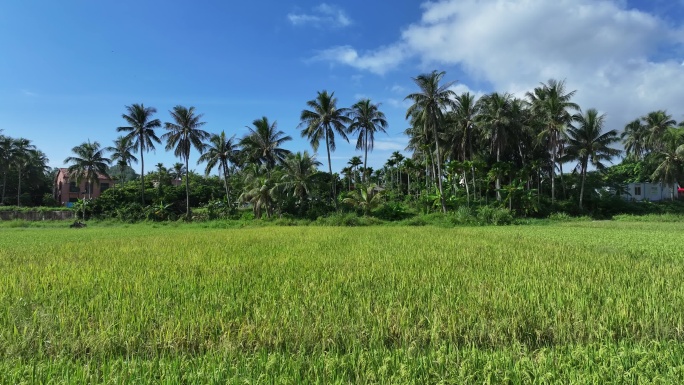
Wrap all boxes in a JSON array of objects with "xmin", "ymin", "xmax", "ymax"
[
  {"xmin": 0, "ymin": 210, "xmax": 74, "ymax": 221},
  {"xmin": 622, "ymin": 183, "xmax": 679, "ymax": 201}
]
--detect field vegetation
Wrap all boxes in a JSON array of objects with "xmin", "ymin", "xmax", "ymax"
[{"xmin": 1, "ymin": 220, "xmax": 684, "ymax": 383}]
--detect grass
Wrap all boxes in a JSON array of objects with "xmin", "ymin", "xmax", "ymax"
[{"xmin": 1, "ymin": 220, "xmax": 684, "ymax": 383}]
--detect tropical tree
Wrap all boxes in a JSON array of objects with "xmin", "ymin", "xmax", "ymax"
[
  {"xmin": 198, "ymin": 131, "xmax": 239, "ymax": 204},
  {"xmin": 477, "ymin": 92, "xmax": 513, "ymax": 201},
  {"xmin": 449, "ymin": 92, "xmax": 480, "ymax": 198},
  {"xmin": 0, "ymin": 135, "xmax": 12, "ymax": 205},
  {"xmin": 64, "ymin": 141, "xmax": 111, "ymax": 200},
  {"xmin": 343, "ymin": 183, "xmax": 385, "ymax": 216},
  {"xmin": 117, "ymin": 103, "xmax": 161, "ymax": 204},
  {"xmin": 390, "ymin": 151, "xmax": 405, "ymax": 191},
  {"xmin": 162, "ymin": 105, "xmax": 209, "ymax": 217},
  {"xmin": 240, "ymin": 117, "xmax": 292, "ymax": 170},
  {"xmin": 565, "ymin": 109, "xmax": 621, "ymax": 209},
  {"xmin": 11, "ymin": 138, "xmax": 37, "ymax": 206},
  {"xmin": 239, "ymin": 164, "xmax": 278, "ymax": 219},
  {"xmin": 153, "ymin": 163, "xmax": 170, "ymax": 188},
  {"xmin": 105, "ymin": 135, "xmax": 138, "ymax": 185},
  {"xmin": 405, "ymin": 71, "xmax": 456, "ymax": 213},
  {"xmin": 642, "ymin": 110, "xmax": 676, "ymax": 151},
  {"xmin": 279, "ymin": 151, "xmax": 322, "ymax": 214},
  {"xmin": 650, "ymin": 128, "xmax": 684, "ymax": 200},
  {"xmin": 621, "ymin": 119, "xmax": 649, "ymax": 161},
  {"xmin": 347, "ymin": 155, "xmax": 362, "ymax": 184},
  {"xmin": 299, "ymin": 90, "xmax": 351, "ymax": 205},
  {"xmin": 170, "ymin": 162, "xmax": 185, "ymax": 183},
  {"xmin": 348, "ymin": 99, "xmax": 388, "ymax": 182},
  {"xmin": 526, "ymin": 79, "xmax": 579, "ymax": 202}
]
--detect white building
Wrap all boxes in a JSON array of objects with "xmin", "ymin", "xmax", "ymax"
[{"xmin": 621, "ymin": 182, "xmax": 681, "ymax": 201}]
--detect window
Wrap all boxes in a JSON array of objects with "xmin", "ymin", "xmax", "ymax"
[
  {"xmin": 68, "ymin": 197, "xmax": 78, "ymax": 203},
  {"xmin": 69, "ymin": 182, "xmax": 79, "ymax": 193},
  {"xmin": 100, "ymin": 183, "xmax": 110, "ymax": 193},
  {"xmin": 634, "ymin": 186, "xmax": 642, "ymax": 196}
]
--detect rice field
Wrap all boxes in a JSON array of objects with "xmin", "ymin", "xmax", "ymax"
[{"xmin": 1, "ymin": 220, "xmax": 684, "ymax": 383}]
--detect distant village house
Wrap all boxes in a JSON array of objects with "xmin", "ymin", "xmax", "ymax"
[
  {"xmin": 620, "ymin": 182, "xmax": 682, "ymax": 201},
  {"xmin": 53, "ymin": 168, "xmax": 116, "ymax": 207}
]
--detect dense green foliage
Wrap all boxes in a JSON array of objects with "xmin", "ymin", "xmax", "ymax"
[
  {"xmin": 3, "ymin": 74, "xmax": 683, "ymax": 220},
  {"xmin": 1, "ymin": 221, "xmax": 684, "ymax": 382}
]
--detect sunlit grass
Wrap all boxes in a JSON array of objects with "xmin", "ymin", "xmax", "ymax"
[{"xmin": 1, "ymin": 221, "xmax": 684, "ymax": 383}]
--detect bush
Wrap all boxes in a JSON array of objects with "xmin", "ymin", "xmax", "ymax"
[
  {"xmin": 476, "ymin": 206, "xmax": 513, "ymax": 226},
  {"xmin": 315, "ymin": 213, "xmax": 384, "ymax": 226},
  {"xmin": 373, "ymin": 202, "xmax": 413, "ymax": 221}
]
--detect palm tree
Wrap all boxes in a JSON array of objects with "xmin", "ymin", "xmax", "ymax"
[
  {"xmin": 621, "ymin": 119, "xmax": 648, "ymax": 161},
  {"xmin": 162, "ymin": 105, "xmax": 209, "ymax": 217},
  {"xmin": 477, "ymin": 92, "xmax": 513, "ymax": 201},
  {"xmin": 154, "ymin": 163, "xmax": 170, "ymax": 188},
  {"xmin": 651, "ymin": 128, "xmax": 684, "ymax": 200},
  {"xmin": 341, "ymin": 166, "xmax": 353, "ymax": 191},
  {"xmin": 642, "ymin": 110, "xmax": 676, "ymax": 151},
  {"xmin": 343, "ymin": 183, "xmax": 385, "ymax": 216},
  {"xmin": 450, "ymin": 92, "xmax": 480, "ymax": 198},
  {"xmin": 348, "ymin": 99, "xmax": 388, "ymax": 182},
  {"xmin": 239, "ymin": 164, "xmax": 278, "ymax": 219},
  {"xmin": 170, "ymin": 162, "xmax": 186, "ymax": 185},
  {"xmin": 391, "ymin": 151, "xmax": 405, "ymax": 191},
  {"xmin": 565, "ymin": 109, "xmax": 621, "ymax": 209},
  {"xmin": 10, "ymin": 138, "xmax": 37, "ymax": 206},
  {"xmin": 280, "ymin": 151, "xmax": 322, "ymax": 214},
  {"xmin": 117, "ymin": 103, "xmax": 161, "ymax": 204},
  {"xmin": 105, "ymin": 135, "xmax": 138, "ymax": 186},
  {"xmin": 347, "ymin": 155, "xmax": 363, "ymax": 184},
  {"xmin": 64, "ymin": 141, "xmax": 111, "ymax": 200},
  {"xmin": 525, "ymin": 79, "xmax": 579, "ymax": 202},
  {"xmin": 405, "ymin": 71, "xmax": 456, "ymax": 213},
  {"xmin": 299, "ymin": 90, "xmax": 351, "ymax": 206},
  {"xmin": 198, "ymin": 131, "xmax": 239, "ymax": 204},
  {"xmin": 240, "ymin": 117, "xmax": 292, "ymax": 170},
  {"xmin": 0, "ymin": 135, "xmax": 12, "ymax": 205}
]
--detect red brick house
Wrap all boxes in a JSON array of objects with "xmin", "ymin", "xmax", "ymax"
[{"xmin": 53, "ymin": 168, "xmax": 116, "ymax": 206}]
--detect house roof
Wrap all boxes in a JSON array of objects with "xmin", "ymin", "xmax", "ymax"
[{"xmin": 58, "ymin": 168, "xmax": 113, "ymax": 181}]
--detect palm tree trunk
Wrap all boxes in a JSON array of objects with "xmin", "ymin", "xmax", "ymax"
[
  {"xmin": 324, "ymin": 128, "xmax": 336, "ymax": 208},
  {"xmin": 140, "ymin": 140, "xmax": 145, "ymax": 205},
  {"xmin": 432, "ymin": 125, "xmax": 446, "ymax": 213},
  {"xmin": 559, "ymin": 162, "xmax": 567, "ymax": 200},
  {"xmin": 363, "ymin": 130, "xmax": 369, "ymax": 183},
  {"xmin": 16, "ymin": 170, "xmax": 21, "ymax": 206},
  {"xmin": 463, "ymin": 170, "xmax": 470, "ymax": 206},
  {"xmin": 185, "ymin": 156, "xmax": 190, "ymax": 217},
  {"xmin": 495, "ymin": 147, "xmax": 502, "ymax": 201},
  {"xmin": 550, "ymin": 139, "xmax": 556, "ymax": 203},
  {"xmin": 408, "ymin": 172, "xmax": 411, "ymax": 197},
  {"xmin": 579, "ymin": 162, "xmax": 586, "ymax": 210},
  {"xmin": 222, "ymin": 162, "xmax": 230, "ymax": 205}
]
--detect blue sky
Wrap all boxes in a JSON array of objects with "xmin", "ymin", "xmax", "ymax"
[{"xmin": 1, "ymin": 0, "xmax": 683, "ymax": 174}]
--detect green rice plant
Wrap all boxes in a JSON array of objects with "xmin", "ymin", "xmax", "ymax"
[{"xmin": 1, "ymin": 220, "xmax": 684, "ymax": 382}]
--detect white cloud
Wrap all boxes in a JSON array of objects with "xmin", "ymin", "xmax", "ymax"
[
  {"xmin": 390, "ymin": 84, "xmax": 406, "ymax": 94},
  {"xmin": 317, "ymin": 0, "xmax": 684, "ymax": 130},
  {"xmin": 448, "ymin": 83, "xmax": 485, "ymax": 100},
  {"xmin": 385, "ymin": 97, "xmax": 412, "ymax": 110},
  {"xmin": 314, "ymin": 44, "xmax": 407, "ymax": 75},
  {"xmin": 21, "ymin": 89, "xmax": 37, "ymax": 97},
  {"xmin": 373, "ymin": 138, "xmax": 408, "ymax": 151},
  {"xmin": 287, "ymin": 3, "xmax": 351, "ymax": 28}
]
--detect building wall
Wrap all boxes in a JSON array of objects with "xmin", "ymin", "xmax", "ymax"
[
  {"xmin": 54, "ymin": 168, "xmax": 116, "ymax": 206},
  {"xmin": 622, "ymin": 182, "xmax": 680, "ymax": 201}
]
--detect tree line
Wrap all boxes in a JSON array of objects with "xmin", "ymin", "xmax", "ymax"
[{"xmin": 2, "ymin": 71, "xmax": 683, "ymax": 220}]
